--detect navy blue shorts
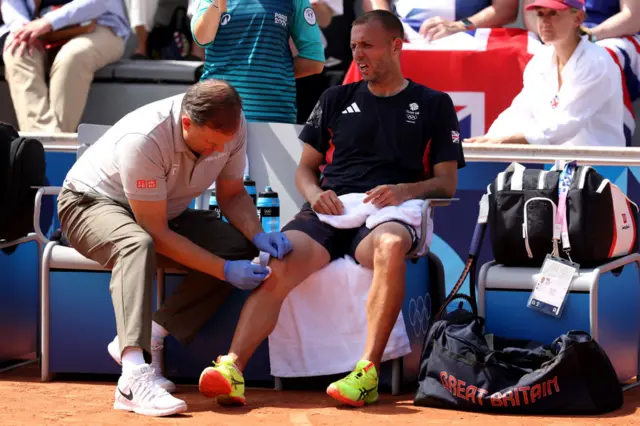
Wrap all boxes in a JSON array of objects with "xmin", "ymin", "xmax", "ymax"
[{"xmin": 282, "ymin": 203, "xmax": 419, "ymax": 261}]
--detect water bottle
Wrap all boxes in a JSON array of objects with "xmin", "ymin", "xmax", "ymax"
[
  {"xmin": 257, "ymin": 186, "xmax": 280, "ymax": 233},
  {"xmin": 244, "ymin": 174, "xmax": 257, "ymax": 206},
  {"xmin": 208, "ymin": 190, "xmax": 223, "ymax": 220}
]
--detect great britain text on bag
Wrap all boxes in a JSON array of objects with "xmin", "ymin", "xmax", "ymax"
[{"xmin": 440, "ymin": 371, "xmax": 560, "ymax": 407}]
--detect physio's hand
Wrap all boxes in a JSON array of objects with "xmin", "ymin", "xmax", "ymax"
[
  {"xmin": 310, "ymin": 190, "xmax": 344, "ymax": 215},
  {"xmin": 224, "ymin": 260, "xmax": 270, "ymax": 290},
  {"xmin": 252, "ymin": 232, "xmax": 293, "ymax": 260},
  {"xmin": 364, "ymin": 184, "xmax": 408, "ymax": 208}
]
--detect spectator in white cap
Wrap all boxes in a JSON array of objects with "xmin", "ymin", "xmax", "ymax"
[{"xmin": 466, "ymin": 0, "xmax": 625, "ymax": 147}]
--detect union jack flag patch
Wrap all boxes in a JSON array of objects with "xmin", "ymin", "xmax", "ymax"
[{"xmin": 451, "ymin": 131, "xmax": 460, "ymax": 144}]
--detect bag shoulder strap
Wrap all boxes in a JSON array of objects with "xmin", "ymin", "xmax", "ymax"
[{"xmin": 553, "ymin": 162, "xmax": 576, "ymax": 256}]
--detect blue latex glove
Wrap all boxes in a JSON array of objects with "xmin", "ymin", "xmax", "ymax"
[
  {"xmin": 252, "ymin": 232, "xmax": 293, "ymax": 259},
  {"xmin": 224, "ymin": 260, "xmax": 270, "ymax": 290}
]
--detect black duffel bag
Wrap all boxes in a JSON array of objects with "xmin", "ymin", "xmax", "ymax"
[
  {"xmin": 488, "ymin": 162, "xmax": 638, "ymax": 268},
  {"xmin": 415, "ymin": 311, "xmax": 623, "ymax": 414},
  {"xmin": 413, "ymin": 218, "xmax": 624, "ymax": 414}
]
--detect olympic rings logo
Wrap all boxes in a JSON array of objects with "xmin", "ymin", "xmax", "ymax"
[{"xmin": 408, "ymin": 294, "xmax": 432, "ymax": 339}]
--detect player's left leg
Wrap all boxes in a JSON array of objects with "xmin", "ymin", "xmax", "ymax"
[{"xmin": 326, "ymin": 221, "xmax": 415, "ymax": 407}]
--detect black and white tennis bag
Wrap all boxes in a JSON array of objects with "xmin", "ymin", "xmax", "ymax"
[{"xmin": 487, "ymin": 162, "xmax": 638, "ymax": 268}]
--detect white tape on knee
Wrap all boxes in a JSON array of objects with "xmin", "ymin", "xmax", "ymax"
[{"xmin": 252, "ymin": 251, "xmax": 272, "ymax": 279}]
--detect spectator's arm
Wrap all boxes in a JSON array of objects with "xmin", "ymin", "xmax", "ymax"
[
  {"xmin": 463, "ymin": 0, "xmax": 519, "ymax": 29},
  {"xmin": 485, "ymin": 90, "xmax": 534, "ymax": 138},
  {"xmin": 590, "ymin": 0, "xmax": 640, "ymax": 40},
  {"xmin": 310, "ymin": 0, "xmax": 342, "ymax": 28},
  {"xmin": 40, "ymin": 0, "xmax": 113, "ymax": 31},
  {"xmin": 420, "ymin": 0, "xmax": 518, "ymax": 41},
  {"xmin": 363, "ymin": 0, "xmax": 392, "ymax": 12},
  {"xmin": 1, "ymin": 0, "xmax": 32, "ymax": 31},
  {"xmin": 291, "ymin": 0, "xmax": 325, "ymax": 78},
  {"xmin": 191, "ymin": 0, "xmax": 226, "ymax": 47},
  {"xmin": 311, "ymin": 3, "xmax": 332, "ymax": 28}
]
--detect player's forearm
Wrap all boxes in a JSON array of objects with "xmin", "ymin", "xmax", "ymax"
[
  {"xmin": 218, "ymin": 191, "xmax": 263, "ymax": 241},
  {"xmin": 192, "ymin": 0, "xmax": 226, "ymax": 46},
  {"xmin": 152, "ymin": 229, "xmax": 226, "ymax": 280},
  {"xmin": 400, "ymin": 177, "xmax": 456, "ymax": 200},
  {"xmin": 296, "ymin": 165, "xmax": 323, "ymax": 202},
  {"xmin": 293, "ymin": 57, "xmax": 324, "ymax": 78}
]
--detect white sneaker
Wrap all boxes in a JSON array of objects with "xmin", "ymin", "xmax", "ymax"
[
  {"xmin": 113, "ymin": 364, "xmax": 187, "ymax": 417},
  {"xmin": 108, "ymin": 337, "xmax": 177, "ymax": 393}
]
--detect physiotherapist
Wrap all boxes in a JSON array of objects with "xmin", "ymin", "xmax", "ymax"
[{"xmin": 58, "ymin": 80, "xmax": 293, "ymax": 417}]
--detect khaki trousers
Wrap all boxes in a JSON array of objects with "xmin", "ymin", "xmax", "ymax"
[
  {"xmin": 57, "ymin": 189, "xmax": 258, "ymax": 359},
  {"xmin": 2, "ymin": 25, "xmax": 124, "ymax": 133}
]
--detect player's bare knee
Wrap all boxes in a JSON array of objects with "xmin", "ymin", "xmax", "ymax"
[
  {"xmin": 256, "ymin": 258, "xmax": 295, "ymax": 297},
  {"xmin": 374, "ymin": 232, "xmax": 410, "ymax": 262}
]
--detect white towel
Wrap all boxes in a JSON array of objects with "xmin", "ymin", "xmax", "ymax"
[
  {"xmin": 315, "ymin": 193, "xmax": 432, "ymax": 257},
  {"xmin": 315, "ymin": 193, "xmax": 424, "ymax": 229},
  {"xmin": 268, "ymin": 256, "xmax": 411, "ymax": 378},
  {"xmin": 315, "ymin": 193, "xmax": 378, "ymax": 229}
]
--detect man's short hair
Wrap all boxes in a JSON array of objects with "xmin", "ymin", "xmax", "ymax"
[
  {"xmin": 352, "ymin": 10, "xmax": 404, "ymax": 41},
  {"xmin": 181, "ymin": 80, "xmax": 243, "ymax": 134}
]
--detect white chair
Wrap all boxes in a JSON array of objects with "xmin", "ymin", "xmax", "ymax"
[{"xmin": 477, "ymin": 254, "xmax": 640, "ymax": 390}]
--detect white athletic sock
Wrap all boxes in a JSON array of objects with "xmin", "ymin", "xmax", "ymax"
[
  {"xmin": 152, "ymin": 321, "xmax": 169, "ymax": 340},
  {"xmin": 121, "ymin": 347, "xmax": 146, "ymax": 373}
]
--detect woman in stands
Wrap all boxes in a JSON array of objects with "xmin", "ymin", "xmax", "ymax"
[
  {"xmin": 365, "ymin": 0, "xmax": 519, "ymax": 41},
  {"xmin": 526, "ymin": 0, "xmax": 639, "ymax": 145},
  {"xmin": 524, "ymin": 0, "xmax": 640, "ymax": 42},
  {"xmin": 465, "ymin": 0, "xmax": 625, "ymax": 147}
]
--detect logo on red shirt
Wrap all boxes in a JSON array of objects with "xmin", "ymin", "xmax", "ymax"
[{"xmin": 136, "ymin": 180, "xmax": 146, "ymax": 188}]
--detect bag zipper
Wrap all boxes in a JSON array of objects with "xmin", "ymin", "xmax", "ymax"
[{"xmin": 523, "ymin": 197, "xmax": 557, "ymax": 259}]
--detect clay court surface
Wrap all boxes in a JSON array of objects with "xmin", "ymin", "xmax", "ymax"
[{"xmin": 3, "ymin": 364, "xmax": 640, "ymax": 425}]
